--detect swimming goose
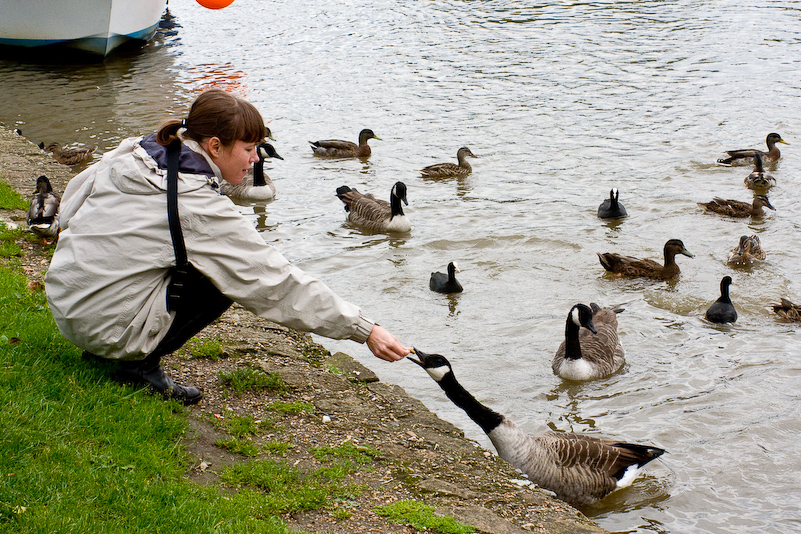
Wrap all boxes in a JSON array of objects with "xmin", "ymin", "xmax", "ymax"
[
  {"xmin": 309, "ymin": 128, "xmax": 380, "ymax": 158},
  {"xmin": 27, "ymin": 175, "xmax": 60, "ymax": 244},
  {"xmin": 429, "ymin": 262, "xmax": 463, "ymax": 293},
  {"xmin": 705, "ymin": 276, "xmax": 737, "ymax": 324},
  {"xmin": 420, "ymin": 147, "xmax": 478, "ymax": 178},
  {"xmin": 220, "ymin": 142, "xmax": 282, "ymax": 200},
  {"xmin": 335, "ymin": 181, "xmax": 410, "ymax": 233},
  {"xmin": 717, "ymin": 133, "xmax": 788, "ymax": 166},
  {"xmin": 552, "ymin": 303, "xmax": 624, "ymax": 381},
  {"xmin": 597, "ymin": 188, "xmax": 628, "ymax": 219},
  {"xmin": 40, "ymin": 142, "xmax": 97, "ymax": 165},
  {"xmin": 727, "ymin": 235, "xmax": 765, "ymax": 265},
  {"xmin": 409, "ymin": 349, "xmax": 666, "ymax": 507},
  {"xmin": 598, "ymin": 239, "xmax": 694, "ymax": 280},
  {"xmin": 697, "ymin": 194, "xmax": 775, "ymax": 218},
  {"xmin": 743, "ymin": 153, "xmax": 776, "ymax": 191},
  {"xmin": 771, "ymin": 298, "xmax": 801, "ymax": 322}
]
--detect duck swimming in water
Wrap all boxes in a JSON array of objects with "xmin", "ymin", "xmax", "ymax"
[
  {"xmin": 717, "ymin": 132, "xmax": 788, "ymax": 166},
  {"xmin": 598, "ymin": 239, "xmax": 694, "ymax": 280},
  {"xmin": 309, "ymin": 129, "xmax": 380, "ymax": 158}
]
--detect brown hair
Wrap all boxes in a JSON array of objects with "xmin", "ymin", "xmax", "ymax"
[{"xmin": 156, "ymin": 89, "xmax": 266, "ymax": 147}]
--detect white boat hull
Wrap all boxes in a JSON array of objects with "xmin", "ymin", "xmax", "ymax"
[{"xmin": 0, "ymin": 0, "xmax": 168, "ymax": 57}]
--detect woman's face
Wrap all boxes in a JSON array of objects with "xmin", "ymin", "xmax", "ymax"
[{"xmin": 205, "ymin": 138, "xmax": 259, "ymax": 184}]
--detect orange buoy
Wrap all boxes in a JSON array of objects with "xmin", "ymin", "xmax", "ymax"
[{"xmin": 196, "ymin": 0, "xmax": 234, "ymax": 9}]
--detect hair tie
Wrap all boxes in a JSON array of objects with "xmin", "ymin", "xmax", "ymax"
[{"xmin": 180, "ymin": 119, "xmax": 187, "ymax": 128}]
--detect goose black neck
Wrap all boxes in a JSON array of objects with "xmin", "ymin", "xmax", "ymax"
[
  {"xmin": 253, "ymin": 156, "xmax": 266, "ymax": 186},
  {"xmin": 438, "ymin": 373, "xmax": 503, "ymax": 434},
  {"xmin": 390, "ymin": 193, "xmax": 405, "ymax": 219},
  {"xmin": 564, "ymin": 316, "xmax": 583, "ymax": 360}
]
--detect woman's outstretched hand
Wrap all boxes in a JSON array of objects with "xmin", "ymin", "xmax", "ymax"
[{"xmin": 366, "ymin": 325, "xmax": 410, "ymax": 362}]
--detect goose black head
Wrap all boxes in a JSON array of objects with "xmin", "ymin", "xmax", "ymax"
[
  {"xmin": 570, "ymin": 304, "xmax": 597, "ymax": 334},
  {"xmin": 408, "ymin": 349, "xmax": 452, "ymax": 382},
  {"xmin": 258, "ymin": 142, "xmax": 283, "ymax": 161},
  {"xmin": 391, "ymin": 181, "xmax": 409, "ymax": 206}
]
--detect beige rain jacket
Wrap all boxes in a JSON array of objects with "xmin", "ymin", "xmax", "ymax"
[{"xmin": 45, "ymin": 135, "xmax": 374, "ymax": 360}]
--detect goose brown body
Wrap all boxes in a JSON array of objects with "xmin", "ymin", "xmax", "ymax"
[
  {"xmin": 771, "ymin": 298, "xmax": 801, "ymax": 321},
  {"xmin": 698, "ymin": 195, "xmax": 775, "ymax": 218},
  {"xmin": 727, "ymin": 235, "xmax": 765, "ymax": 265},
  {"xmin": 598, "ymin": 239, "xmax": 694, "ymax": 280},
  {"xmin": 717, "ymin": 132, "xmax": 788, "ymax": 166},
  {"xmin": 42, "ymin": 142, "xmax": 97, "ymax": 165},
  {"xmin": 409, "ymin": 349, "xmax": 665, "ymax": 507},
  {"xmin": 309, "ymin": 129, "xmax": 380, "ymax": 158},
  {"xmin": 335, "ymin": 181, "xmax": 411, "ymax": 233},
  {"xmin": 552, "ymin": 303, "xmax": 625, "ymax": 381},
  {"xmin": 420, "ymin": 147, "xmax": 477, "ymax": 178}
]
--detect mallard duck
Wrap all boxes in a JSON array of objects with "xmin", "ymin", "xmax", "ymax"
[
  {"xmin": 220, "ymin": 142, "xmax": 282, "ymax": 200},
  {"xmin": 597, "ymin": 188, "xmax": 628, "ymax": 219},
  {"xmin": 409, "ymin": 349, "xmax": 665, "ymax": 507},
  {"xmin": 697, "ymin": 194, "xmax": 775, "ymax": 218},
  {"xmin": 727, "ymin": 235, "xmax": 765, "ymax": 265},
  {"xmin": 309, "ymin": 129, "xmax": 380, "ymax": 158},
  {"xmin": 743, "ymin": 153, "xmax": 776, "ymax": 190},
  {"xmin": 552, "ymin": 303, "xmax": 625, "ymax": 381},
  {"xmin": 598, "ymin": 239, "xmax": 694, "ymax": 280},
  {"xmin": 335, "ymin": 181, "xmax": 410, "ymax": 233},
  {"xmin": 27, "ymin": 175, "xmax": 60, "ymax": 244},
  {"xmin": 705, "ymin": 276, "xmax": 737, "ymax": 324},
  {"xmin": 40, "ymin": 142, "xmax": 97, "ymax": 165},
  {"xmin": 771, "ymin": 298, "xmax": 801, "ymax": 322},
  {"xmin": 429, "ymin": 262, "xmax": 463, "ymax": 293},
  {"xmin": 717, "ymin": 132, "xmax": 788, "ymax": 166},
  {"xmin": 419, "ymin": 147, "xmax": 478, "ymax": 178}
]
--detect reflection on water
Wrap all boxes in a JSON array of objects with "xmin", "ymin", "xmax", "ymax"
[{"xmin": 2, "ymin": 0, "xmax": 801, "ymax": 532}]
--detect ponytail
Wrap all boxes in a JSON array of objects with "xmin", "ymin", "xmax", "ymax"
[{"xmin": 156, "ymin": 119, "xmax": 184, "ymax": 146}]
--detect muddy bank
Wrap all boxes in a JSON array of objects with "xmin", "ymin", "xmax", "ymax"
[{"xmin": 0, "ymin": 125, "xmax": 607, "ymax": 534}]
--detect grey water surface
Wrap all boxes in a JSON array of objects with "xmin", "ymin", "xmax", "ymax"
[{"xmin": 2, "ymin": 1, "xmax": 800, "ymax": 532}]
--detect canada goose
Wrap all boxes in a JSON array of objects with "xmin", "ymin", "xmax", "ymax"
[
  {"xmin": 717, "ymin": 133, "xmax": 788, "ymax": 166},
  {"xmin": 771, "ymin": 298, "xmax": 801, "ymax": 322},
  {"xmin": 40, "ymin": 142, "xmax": 97, "ymax": 165},
  {"xmin": 697, "ymin": 195, "xmax": 775, "ymax": 218},
  {"xmin": 420, "ymin": 147, "xmax": 478, "ymax": 178},
  {"xmin": 309, "ymin": 129, "xmax": 380, "ymax": 158},
  {"xmin": 705, "ymin": 276, "xmax": 737, "ymax": 324},
  {"xmin": 430, "ymin": 262, "xmax": 463, "ymax": 293},
  {"xmin": 409, "ymin": 349, "xmax": 666, "ymax": 507},
  {"xmin": 727, "ymin": 235, "xmax": 765, "ymax": 265},
  {"xmin": 220, "ymin": 142, "xmax": 282, "ymax": 200},
  {"xmin": 27, "ymin": 175, "xmax": 60, "ymax": 244},
  {"xmin": 597, "ymin": 188, "xmax": 628, "ymax": 219},
  {"xmin": 598, "ymin": 239, "xmax": 694, "ymax": 280},
  {"xmin": 743, "ymin": 153, "xmax": 776, "ymax": 191},
  {"xmin": 552, "ymin": 303, "xmax": 624, "ymax": 381},
  {"xmin": 335, "ymin": 181, "xmax": 411, "ymax": 233}
]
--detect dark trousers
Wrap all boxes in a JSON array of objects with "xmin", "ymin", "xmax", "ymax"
[{"xmin": 136, "ymin": 266, "xmax": 232, "ymax": 368}]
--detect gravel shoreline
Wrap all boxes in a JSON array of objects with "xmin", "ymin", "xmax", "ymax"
[{"xmin": 0, "ymin": 125, "xmax": 607, "ymax": 534}]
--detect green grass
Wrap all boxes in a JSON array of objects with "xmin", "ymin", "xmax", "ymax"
[
  {"xmin": 267, "ymin": 400, "xmax": 314, "ymax": 414},
  {"xmin": 182, "ymin": 335, "xmax": 226, "ymax": 360},
  {"xmin": 311, "ymin": 441, "xmax": 380, "ymax": 465},
  {"xmin": 0, "ymin": 181, "xmax": 29, "ymax": 210},
  {"xmin": 218, "ymin": 366, "xmax": 290, "ymax": 396},
  {"xmin": 374, "ymin": 500, "xmax": 476, "ymax": 534}
]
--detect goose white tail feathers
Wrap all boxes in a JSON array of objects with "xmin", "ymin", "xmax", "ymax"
[{"xmin": 409, "ymin": 349, "xmax": 665, "ymax": 507}]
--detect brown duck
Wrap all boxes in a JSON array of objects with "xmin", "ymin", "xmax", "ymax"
[
  {"xmin": 41, "ymin": 142, "xmax": 97, "ymax": 165},
  {"xmin": 717, "ymin": 132, "xmax": 788, "ymax": 166},
  {"xmin": 771, "ymin": 298, "xmax": 801, "ymax": 322},
  {"xmin": 727, "ymin": 235, "xmax": 765, "ymax": 265},
  {"xmin": 598, "ymin": 239, "xmax": 694, "ymax": 280},
  {"xmin": 698, "ymin": 194, "xmax": 775, "ymax": 218},
  {"xmin": 744, "ymin": 153, "xmax": 776, "ymax": 191},
  {"xmin": 309, "ymin": 128, "xmax": 380, "ymax": 158},
  {"xmin": 420, "ymin": 147, "xmax": 478, "ymax": 178}
]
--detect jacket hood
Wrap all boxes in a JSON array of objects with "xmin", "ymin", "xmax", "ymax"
[{"xmin": 111, "ymin": 134, "xmax": 222, "ymax": 195}]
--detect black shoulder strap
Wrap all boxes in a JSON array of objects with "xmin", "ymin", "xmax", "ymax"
[{"xmin": 166, "ymin": 140, "xmax": 188, "ymax": 268}]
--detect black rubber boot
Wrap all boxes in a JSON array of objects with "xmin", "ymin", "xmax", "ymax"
[{"xmin": 114, "ymin": 358, "xmax": 202, "ymax": 406}]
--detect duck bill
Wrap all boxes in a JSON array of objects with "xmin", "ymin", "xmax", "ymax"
[{"xmin": 681, "ymin": 248, "xmax": 695, "ymax": 258}]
